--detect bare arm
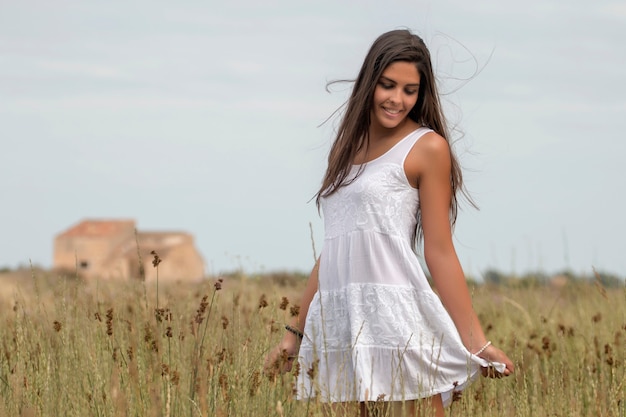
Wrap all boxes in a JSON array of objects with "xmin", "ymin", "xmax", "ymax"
[
  {"xmin": 292, "ymin": 259, "xmax": 319, "ymax": 330},
  {"xmin": 417, "ymin": 136, "xmax": 485, "ymax": 350},
  {"xmin": 264, "ymin": 259, "xmax": 319, "ymax": 372},
  {"xmin": 410, "ymin": 133, "xmax": 514, "ymax": 374}
]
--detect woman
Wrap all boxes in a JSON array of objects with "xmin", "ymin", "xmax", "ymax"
[{"xmin": 266, "ymin": 29, "xmax": 514, "ymax": 417}]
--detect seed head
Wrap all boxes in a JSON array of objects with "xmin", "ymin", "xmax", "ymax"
[
  {"xmin": 451, "ymin": 390, "xmax": 462, "ymax": 403},
  {"xmin": 155, "ymin": 307, "xmax": 172, "ymax": 323},
  {"xmin": 293, "ymin": 361, "xmax": 301, "ymax": 378},
  {"xmin": 151, "ymin": 250, "xmax": 162, "ymax": 267},
  {"xmin": 249, "ymin": 370, "xmax": 261, "ymax": 397},
  {"xmin": 144, "ymin": 323, "xmax": 153, "ymax": 343},
  {"xmin": 194, "ymin": 295, "xmax": 209, "ymax": 324},
  {"xmin": 306, "ymin": 359, "xmax": 319, "ymax": 379},
  {"xmin": 170, "ymin": 370, "xmax": 180, "ymax": 386},
  {"xmin": 219, "ymin": 373, "xmax": 228, "ymax": 394},
  {"xmin": 216, "ymin": 347, "xmax": 227, "ymax": 364},
  {"xmin": 106, "ymin": 308, "xmax": 114, "ymax": 336}
]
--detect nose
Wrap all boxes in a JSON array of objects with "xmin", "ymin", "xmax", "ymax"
[{"xmin": 389, "ymin": 87, "xmax": 401, "ymax": 103}]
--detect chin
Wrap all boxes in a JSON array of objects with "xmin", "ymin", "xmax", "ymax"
[{"xmin": 378, "ymin": 118, "xmax": 406, "ymax": 130}]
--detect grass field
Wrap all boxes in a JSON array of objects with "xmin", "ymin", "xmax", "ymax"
[{"xmin": 0, "ymin": 268, "xmax": 623, "ymax": 416}]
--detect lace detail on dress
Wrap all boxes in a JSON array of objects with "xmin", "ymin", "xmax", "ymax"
[
  {"xmin": 302, "ymin": 283, "xmax": 454, "ymax": 351},
  {"xmin": 322, "ymin": 162, "xmax": 418, "ymax": 240}
]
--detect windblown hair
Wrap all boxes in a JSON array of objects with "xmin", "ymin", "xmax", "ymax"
[{"xmin": 315, "ymin": 29, "xmax": 467, "ymax": 241}]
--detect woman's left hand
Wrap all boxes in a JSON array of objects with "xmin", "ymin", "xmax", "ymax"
[{"xmin": 478, "ymin": 343, "xmax": 515, "ymax": 378}]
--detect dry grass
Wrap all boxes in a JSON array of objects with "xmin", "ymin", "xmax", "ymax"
[{"xmin": 0, "ymin": 269, "xmax": 623, "ymax": 416}]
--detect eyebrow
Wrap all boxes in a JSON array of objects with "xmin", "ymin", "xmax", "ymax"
[{"xmin": 379, "ymin": 76, "xmax": 420, "ymax": 87}]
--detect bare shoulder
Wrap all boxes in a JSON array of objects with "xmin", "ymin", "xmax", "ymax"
[
  {"xmin": 405, "ymin": 131, "xmax": 451, "ymax": 186},
  {"xmin": 415, "ymin": 131, "xmax": 451, "ymax": 159}
]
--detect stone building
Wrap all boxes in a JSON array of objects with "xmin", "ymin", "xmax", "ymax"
[{"xmin": 53, "ymin": 219, "xmax": 204, "ymax": 282}]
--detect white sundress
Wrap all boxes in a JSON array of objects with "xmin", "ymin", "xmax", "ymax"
[{"xmin": 296, "ymin": 127, "xmax": 503, "ymax": 407}]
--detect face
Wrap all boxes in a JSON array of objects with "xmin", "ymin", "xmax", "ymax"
[{"xmin": 370, "ymin": 61, "xmax": 420, "ymax": 131}]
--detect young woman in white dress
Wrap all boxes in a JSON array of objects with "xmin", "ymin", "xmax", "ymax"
[{"xmin": 266, "ymin": 29, "xmax": 514, "ymax": 417}]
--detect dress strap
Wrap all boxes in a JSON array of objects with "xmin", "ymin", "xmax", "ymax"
[{"xmin": 385, "ymin": 127, "xmax": 433, "ymax": 164}]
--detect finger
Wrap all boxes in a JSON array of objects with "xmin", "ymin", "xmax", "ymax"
[{"xmin": 483, "ymin": 366, "xmax": 503, "ymax": 379}]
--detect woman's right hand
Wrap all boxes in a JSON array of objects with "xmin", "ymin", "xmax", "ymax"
[{"xmin": 264, "ymin": 332, "xmax": 300, "ymax": 374}]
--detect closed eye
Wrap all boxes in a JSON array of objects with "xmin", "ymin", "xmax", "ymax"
[{"xmin": 378, "ymin": 79, "xmax": 419, "ymax": 94}]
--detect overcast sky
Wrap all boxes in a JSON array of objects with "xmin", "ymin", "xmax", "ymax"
[{"xmin": 1, "ymin": 0, "xmax": 625, "ymax": 279}]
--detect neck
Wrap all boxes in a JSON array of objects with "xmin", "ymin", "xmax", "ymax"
[{"xmin": 369, "ymin": 119, "xmax": 419, "ymax": 143}]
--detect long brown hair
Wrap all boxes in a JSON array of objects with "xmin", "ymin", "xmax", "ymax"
[{"xmin": 315, "ymin": 29, "xmax": 468, "ymax": 239}]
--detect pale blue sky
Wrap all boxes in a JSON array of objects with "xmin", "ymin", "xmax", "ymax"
[{"xmin": 1, "ymin": 0, "xmax": 625, "ymax": 278}]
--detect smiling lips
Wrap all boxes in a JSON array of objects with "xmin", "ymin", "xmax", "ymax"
[{"xmin": 382, "ymin": 106, "xmax": 402, "ymax": 116}]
